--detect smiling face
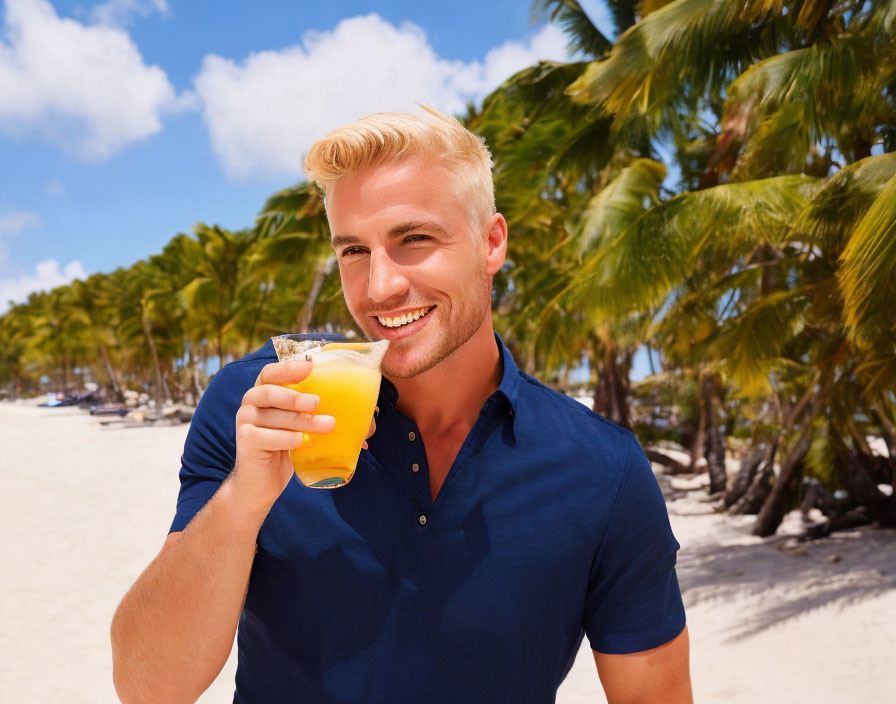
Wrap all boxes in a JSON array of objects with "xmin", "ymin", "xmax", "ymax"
[{"xmin": 326, "ymin": 156, "xmax": 505, "ymax": 379}]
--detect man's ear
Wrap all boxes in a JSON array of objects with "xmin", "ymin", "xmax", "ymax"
[{"xmin": 483, "ymin": 213, "xmax": 508, "ymax": 276}]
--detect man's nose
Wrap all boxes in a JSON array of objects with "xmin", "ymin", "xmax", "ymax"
[{"xmin": 367, "ymin": 248, "xmax": 410, "ymax": 303}]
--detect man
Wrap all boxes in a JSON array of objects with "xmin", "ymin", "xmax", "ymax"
[{"xmin": 111, "ymin": 108, "xmax": 692, "ymax": 703}]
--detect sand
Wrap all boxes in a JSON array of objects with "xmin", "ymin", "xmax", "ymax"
[{"xmin": 2, "ymin": 401, "xmax": 895, "ymax": 702}]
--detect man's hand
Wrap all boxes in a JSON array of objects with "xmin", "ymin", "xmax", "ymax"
[
  {"xmin": 593, "ymin": 626, "xmax": 692, "ymax": 704},
  {"xmin": 231, "ymin": 359, "xmax": 336, "ymax": 517}
]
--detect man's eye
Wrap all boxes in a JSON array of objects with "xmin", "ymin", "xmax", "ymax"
[
  {"xmin": 341, "ymin": 247, "xmax": 367, "ymax": 257},
  {"xmin": 405, "ymin": 235, "xmax": 429, "ymax": 243}
]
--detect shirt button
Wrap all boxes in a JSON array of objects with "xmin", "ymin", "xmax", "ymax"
[
  {"xmin": 418, "ymin": 514, "xmax": 427, "ymax": 526},
  {"xmin": 408, "ymin": 431, "xmax": 416, "ymax": 441},
  {"xmin": 411, "ymin": 462, "xmax": 420, "ymax": 472}
]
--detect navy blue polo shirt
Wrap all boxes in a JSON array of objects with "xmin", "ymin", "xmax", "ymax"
[{"xmin": 171, "ymin": 333, "xmax": 685, "ymax": 703}]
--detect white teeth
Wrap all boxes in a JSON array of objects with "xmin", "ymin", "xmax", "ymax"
[{"xmin": 377, "ymin": 307, "xmax": 431, "ymax": 328}]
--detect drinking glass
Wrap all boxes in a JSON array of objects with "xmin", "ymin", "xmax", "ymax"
[{"xmin": 272, "ymin": 334, "xmax": 388, "ymax": 488}]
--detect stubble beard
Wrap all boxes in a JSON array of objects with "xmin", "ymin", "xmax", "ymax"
[{"xmin": 374, "ymin": 271, "xmax": 492, "ymax": 380}]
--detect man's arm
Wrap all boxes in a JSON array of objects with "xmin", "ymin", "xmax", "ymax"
[
  {"xmin": 593, "ymin": 626, "xmax": 692, "ymax": 704},
  {"xmin": 111, "ymin": 482, "xmax": 264, "ymax": 704},
  {"xmin": 110, "ymin": 359, "xmax": 335, "ymax": 704}
]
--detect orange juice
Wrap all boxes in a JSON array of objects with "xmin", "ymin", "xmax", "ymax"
[{"xmin": 285, "ymin": 350, "xmax": 382, "ymax": 488}]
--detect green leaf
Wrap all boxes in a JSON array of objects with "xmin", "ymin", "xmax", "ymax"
[
  {"xmin": 838, "ymin": 171, "xmax": 896, "ymax": 347},
  {"xmin": 708, "ymin": 287, "xmax": 807, "ymax": 396},
  {"xmin": 578, "ymin": 158, "xmax": 666, "ymax": 253}
]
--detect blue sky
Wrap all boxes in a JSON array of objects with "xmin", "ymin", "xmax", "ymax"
[{"xmin": 0, "ymin": 0, "xmax": 648, "ymax": 377}]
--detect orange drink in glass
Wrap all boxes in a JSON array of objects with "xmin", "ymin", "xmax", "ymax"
[{"xmin": 272, "ymin": 335, "xmax": 388, "ymax": 488}]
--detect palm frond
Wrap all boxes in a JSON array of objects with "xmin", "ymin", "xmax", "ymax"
[
  {"xmin": 709, "ymin": 287, "xmax": 808, "ymax": 396},
  {"xmin": 838, "ymin": 171, "xmax": 896, "ymax": 347},
  {"xmin": 856, "ymin": 351, "xmax": 896, "ymax": 397},
  {"xmin": 571, "ymin": 174, "xmax": 818, "ymax": 314},
  {"xmin": 869, "ymin": 0, "xmax": 896, "ymax": 33},
  {"xmin": 731, "ymin": 102, "xmax": 812, "ymax": 180},
  {"xmin": 726, "ymin": 37, "xmax": 884, "ymax": 136},
  {"xmin": 638, "ymin": 0, "xmax": 676, "ymax": 17},
  {"xmin": 795, "ymin": 0, "xmax": 831, "ymax": 34},
  {"xmin": 531, "ymin": 0, "xmax": 613, "ymax": 57},
  {"xmin": 568, "ymin": 0, "xmax": 779, "ymax": 122},
  {"xmin": 790, "ymin": 152, "xmax": 896, "ymax": 257},
  {"xmin": 577, "ymin": 158, "xmax": 666, "ymax": 253}
]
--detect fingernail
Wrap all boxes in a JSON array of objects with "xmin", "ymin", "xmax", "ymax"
[
  {"xmin": 305, "ymin": 394, "xmax": 320, "ymax": 411},
  {"xmin": 362, "ymin": 440, "xmax": 368, "ymax": 450}
]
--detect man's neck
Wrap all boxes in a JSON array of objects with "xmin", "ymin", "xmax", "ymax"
[{"xmin": 390, "ymin": 322, "xmax": 502, "ymax": 435}]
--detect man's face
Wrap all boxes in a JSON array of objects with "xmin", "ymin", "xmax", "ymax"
[{"xmin": 327, "ymin": 157, "xmax": 503, "ymax": 379}]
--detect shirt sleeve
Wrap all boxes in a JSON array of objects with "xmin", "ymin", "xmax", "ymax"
[
  {"xmin": 169, "ymin": 362, "xmax": 254, "ymax": 533},
  {"xmin": 583, "ymin": 430, "xmax": 686, "ymax": 654}
]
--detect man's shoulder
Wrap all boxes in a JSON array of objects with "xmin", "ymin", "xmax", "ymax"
[{"xmin": 516, "ymin": 371, "xmax": 632, "ymax": 442}]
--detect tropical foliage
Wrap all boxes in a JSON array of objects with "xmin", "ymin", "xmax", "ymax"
[{"xmin": 1, "ymin": 0, "xmax": 894, "ymax": 535}]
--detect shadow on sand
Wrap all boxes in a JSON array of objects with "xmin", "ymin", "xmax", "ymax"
[{"xmin": 666, "ymin": 490, "xmax": 896, "ymax": 642}]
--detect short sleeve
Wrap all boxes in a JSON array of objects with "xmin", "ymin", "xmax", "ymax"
[
  {"xmin": 169, "ymin": 361, "xmax": 258, "ymax": 533},
  {"xmin": 583, "ymin": 431, "xmax": 686, "ymax": 654}
]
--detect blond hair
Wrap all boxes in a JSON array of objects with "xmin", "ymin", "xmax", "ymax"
[{"xmin": 304, "ymin": 106, "xmax": 495, "ymax": 235}]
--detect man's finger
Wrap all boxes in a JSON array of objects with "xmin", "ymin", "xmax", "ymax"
[
  {"xmin": 241, "ymin": 407, "xmax": 335, "ymax": 433},
  {"xmin": 254, "ymin": 359, "xmax": 313, "ymax": 387},
  {"xmin": 242, "ymin": 384, "xmax": 319, "ymax": 412},
  {"xmin": 236, "ymin": 426, "xmax": 307, "ymax": 452}
]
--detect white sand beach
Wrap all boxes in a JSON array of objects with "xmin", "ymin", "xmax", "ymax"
[{"xmin": 2, "ymin": 401, "xmax": 895, "ymax": 702}]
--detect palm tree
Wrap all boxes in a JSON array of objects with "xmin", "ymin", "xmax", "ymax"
[
  {"xmin": 252, "ymin": 182, "xmax": 353, "ymax": 337},
  {"xmin": 478, "ymin": 0, "xmax": 895, "ymax": 534},
  {"xmin": 180, "ymin": 224, "xmax": 262, "ymax": 370},
  {"xmin": 68, "ymin": 274, "xmax": 125, "ymax": 399}
]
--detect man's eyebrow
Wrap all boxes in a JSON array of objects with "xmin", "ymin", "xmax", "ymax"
[
  {"xmin": 388, "ymin": 220, "xmax": 449, "ymax": 237},
  {"xmin": 331, "ymin": 234, "xmax": 361, "ymax": 249},
  {"xmin": 331, "ymin": 221, "xmax": 450, "ymax": 249}
]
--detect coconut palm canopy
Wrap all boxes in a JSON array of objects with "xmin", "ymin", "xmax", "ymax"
[{"xmin": 1, "ymin": 0, "xmax": 894, "ymax": 536}]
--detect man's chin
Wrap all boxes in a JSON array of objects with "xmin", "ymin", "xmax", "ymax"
[{"xmin": 382, "ymin": 347, "xmax": 439, "ymax": 380}]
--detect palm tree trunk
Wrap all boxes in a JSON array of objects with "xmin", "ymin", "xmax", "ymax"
[
  {"xmin": 294, "ymin": 254, "xmax": 336, "ymax": 332},
  {"xmin": 872, "ymin": 404, "xmax": 896, "ymax": 491},
  {"xmin": 245, "ymin": 279, "xmax": 273, "ymax": 354},
  {"xmin": 842, "ymin": 447, "xmax": 896, "ymax": 528},
  {"xmin": 142, "ymin": 315, "xmax": 170, "ymax": 406},
  {"xmin": 217, "ymin": 329, "xmax": 225, "ymax": 371},
  {"xmin": 730, "ymin": 446, "xmax": 778, "ymax": 515},
  {"xmin": 690, "ymin": 373, "xmax": 707, "ymax": 473},
  {"xmin": 99, "ymin": 343, "xmax": 123, "ymax": 400},
  {"xmin": 753, "ymin": 392, "xmax": 826, "ymax": 536},
  {"xmin": 591, "ymin": 339, "xmax": 633, "ymax": 430},
  {"xmin": 63, "ymin": 349, "xmax": 71, "ymax": 391},
  {"xmin": 704, "ymin": 373, "xmax": 727, "ymax": 494},
  {"xmin": 725, "ymin": 440, "xmax": 771, "ymax": 508},
  {"xmin": 187, "ymin": 343, "xmax": 203, "ymax": 403},
  {"xmin": 646, "ymin": 345, "xmax": 658, "ymax": 375}
]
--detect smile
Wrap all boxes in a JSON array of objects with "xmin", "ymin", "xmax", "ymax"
[{"xmin": 376, "ymin": 306, "xmax": 435, "ymax": 329}]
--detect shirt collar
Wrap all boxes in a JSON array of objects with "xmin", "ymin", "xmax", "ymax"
[
  {"xmin": 377, "ymin": 331, "xmax": 521, "ymax": 419},
  {"xmin": 493, "ymin": 331, "xmax": 521, "ymax": 418}
]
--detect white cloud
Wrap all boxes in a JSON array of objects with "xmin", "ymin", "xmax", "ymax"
[
  {"xmin": 0, "ymin": 259, "xmax": 87, "ymax": 312},
  {"xmin": 194, "ymin": 14, "xmax": 569, "ymax": 181},
  {"xmin": 89, "ymin": 0, "xmax": 169, "ymax": 28},
  {"xmin": 0, "ymin": 210, "xmax": 40, "ymax": 238},
  {"xmin": 0, "ymin": 210, "xmax": 41, "ymax": 263},
  {"xmin": 43, "ymin": 178, "xmax": 66, "ymax": 197},
  {"xmin": 0, "ymin": 0, "xmax": 185, "ymax": 159}
]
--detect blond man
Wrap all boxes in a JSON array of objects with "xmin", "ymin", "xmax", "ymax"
[{"xmin": 112, "ymin": 108, "xmax": 692, "ymax": 703}]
